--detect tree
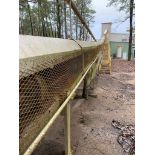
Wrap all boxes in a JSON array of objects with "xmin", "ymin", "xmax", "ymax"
[
  {"xmin": 19, "ymin": 0, "xmax": 96, "ymax": 41},
  {"xmin": 128, "ymin": 0, "xmax": 134, "ymax": 61},
  {"xmin": 73, "ymin": 0, "xmax": 96, "ymax": 40},
  {"xmin": 107, "ymin": 0, "xmax": 135, "ymax": 61}
]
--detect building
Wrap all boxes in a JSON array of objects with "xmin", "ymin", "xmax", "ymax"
[{"xmin": 101, "ymin": 22, "xmax": 135, "ymax": 60}]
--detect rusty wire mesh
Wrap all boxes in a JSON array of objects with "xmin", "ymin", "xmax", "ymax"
[{"xmin": 19, "ymin": 47, "xmax": 101, "ymax": 154}]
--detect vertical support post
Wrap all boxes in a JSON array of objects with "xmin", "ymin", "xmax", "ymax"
[
  {"xmin": 82, "ymin": 77, "xmax": 88, "ymax": 99},
  {"xmin": 64, "ymin": 103, "xmax": 72, "ymax": 155},
  {"xmin": 81, "ymin": 25, "xmax": 88, "ymax": 99},
  {"xmin": 81, "ymin": 33, "xmax": 88, "ymax": 99}
]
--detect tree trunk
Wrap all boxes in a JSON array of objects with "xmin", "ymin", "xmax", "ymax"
[
  {"xmin": 45, "ymin": 16, "xmax": 50, "ymax": 37},
  {"xmin": 27, "ymin": 2, "xmax": 33, "ymax": 35},
  {"xmin": 56, "ymin": 0, "xmax": 61, "ymax": 38},
  {"xmin": 128, "ymin": 0, "xmax": 133, "ymax": 61},
  {"xmin": 64, "ymin": 2, "xmax": 68, "ymax": 39},
  {"xmin": 75, "ymin": 17, "xmax": 78, "ymax": 40},
  {"xmin": 61, "ymin": 5, "xmax": 64, "ymax": 38},
  {"xmin": 82, "ymin": 27, "xmax": 85, "ymax": 40},
  {"xmin": 37, "ymin": 0, "xmax": 46, "ymax": 36},
  {"xmin": 79, "ymin": 25, "xmax": 82, "ymax": 40},
  {"xmin": 79, "ymin": 0, "xmax": 84, "ymax": 40},
  {"xmin": 49, "ymin": 18, "xmax": 54, "ymax": 37},
  {"xmin": 20, "ymin": 7, "xmax": 24, "ymax": 34},
  {"xmin": 41, "ymin": 20, "xmax": 46, "ymax": 36}
]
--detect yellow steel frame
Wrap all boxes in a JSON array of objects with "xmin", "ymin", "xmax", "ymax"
[{"xmin": 21, "ymin": 30, "xmax": 111, "ymax": 155}]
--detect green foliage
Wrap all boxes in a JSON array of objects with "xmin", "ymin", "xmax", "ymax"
[
  {"xmin": 107, "ymin": 0, "xmax": 135, "ymax": 22},
  {"xmin": 107, "ymin": 0, "xmax": 130, "ymax": 13},
  {"xmin": 19, "ymin": 0, "xmax": 96, "ymax": 40}
]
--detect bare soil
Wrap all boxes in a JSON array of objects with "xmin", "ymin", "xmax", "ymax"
[{"xmin": 33, "ymin": 59, "xmax": 135, "ymax": 155}]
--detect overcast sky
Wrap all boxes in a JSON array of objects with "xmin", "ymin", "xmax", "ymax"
[{"xmin": 91, "ymin": 0, "xmax": 129, "ymax": 39}]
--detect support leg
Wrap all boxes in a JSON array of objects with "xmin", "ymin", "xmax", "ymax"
[
  {"xmin": 64, "ymin": 103, "xmax": 72, "ymax": 155},
  {"xmin": 82, "ymin": 77, "xmax": 88, "ymax": 99}
]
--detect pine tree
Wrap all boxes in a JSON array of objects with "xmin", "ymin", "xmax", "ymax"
[{"xmin": 19, "ymin": 0, "xmax": 96, "ymax": 41}]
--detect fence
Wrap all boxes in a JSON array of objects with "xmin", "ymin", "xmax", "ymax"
[
  {"xmin": 19, "ymin": 34, "xmax": 111, "ymax": 154},
  {"xmin": 19, "ymin": 0, "xmax": 111, "ymax": 154}
]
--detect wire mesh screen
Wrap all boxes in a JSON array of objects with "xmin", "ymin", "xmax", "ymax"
[{"xmin": 19, "ymin": 46, "xmax": 101, "ymax": 154}]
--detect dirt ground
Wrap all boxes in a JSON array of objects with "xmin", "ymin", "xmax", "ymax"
[{"xmin": 33, "ymin": 59, "xmax": 135, "ymax": 155}]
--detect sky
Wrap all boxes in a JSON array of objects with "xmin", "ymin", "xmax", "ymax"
[{"xmin": 91, "ymin": 0, "xmax": 129, "ymax": 39}]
